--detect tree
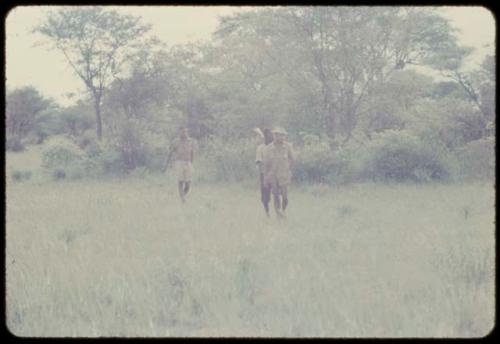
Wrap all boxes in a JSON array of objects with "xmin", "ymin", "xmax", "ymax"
[
  {"xmin": 359, "ymin": 70, "xmax": 435, "ymax": 138},
  {"xmin": 59, "ymin": 101, "xmax": 95, "ymax": 138},
  {"xmin": 205, "ymin": 29, "xmax": 294, "ymax": 139},
  {"xmin": 6, "ymin": 86, "xmax": 52, "ymax": 139},
  {"xmin": 214, "ymin": 7, "xmax": 464, "ymax": 145},
  {"xmin": 35, "ymin": 7, "xmax": 152, "ymax": 140},
  {"xmin": 155, "ymin": 44, "xmax": 215, "ymax": 140},
  {"xmin": 101, "ymin": 47, "xmax": 198, "ymax": 171},
  {"xmin": 435, "ymin": 51, "xmax": 495, "ymax": 138}
]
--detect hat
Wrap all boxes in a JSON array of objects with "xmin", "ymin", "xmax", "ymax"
[
  {"xmin": 252, "ymin": 127, "xmax": 264, "ymax": 138},
  {"xmin": 272, "ymin": 127, "xmax": 287, "ymax": 135}
]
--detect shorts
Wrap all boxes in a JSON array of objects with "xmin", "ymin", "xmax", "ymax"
[
  {"xmin": 175, "ymin": 160, "xmax": 194, "ymax": 181},
  {"xmin": 265, "ymin": 175, "xmax": 289, "ymax": 197},
  {"xmin": 270, "ymin": 180, "xmax": 288, "ymax": 197}
]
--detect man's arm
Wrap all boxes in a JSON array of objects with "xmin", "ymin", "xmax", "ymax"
[
  {"xmin": 288, "ymin": 143, "xmax": 296, "ymax": 168},
  {"xmin": 256, "ymin": 145, "xmax": 263, "ymax": 168}
]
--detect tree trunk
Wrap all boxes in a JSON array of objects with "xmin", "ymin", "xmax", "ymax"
[
  {"xmin": 341, "ymin": 107, "xmax": 357, "ymax": 144},
  {"xmin": 94, "ymin": 95, "xmax": 103, "ymax": 141},
  {"xmin": 326, "ymin": 106, "xmax": 337, "ymax": 148}
]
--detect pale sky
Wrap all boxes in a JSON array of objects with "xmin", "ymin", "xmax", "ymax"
[{"xmin": 5, "ymin": 6, "xmax": 496, "ymax": 105}]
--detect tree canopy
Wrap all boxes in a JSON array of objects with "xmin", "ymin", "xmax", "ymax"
[{"xmin": 35, "ymin": 7, "xmax": 153, "ymax": 140}]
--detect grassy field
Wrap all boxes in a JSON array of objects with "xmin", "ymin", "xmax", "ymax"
[{"xmin": 5, "ymin": 150, "xmax": 496, "ymax": 337}]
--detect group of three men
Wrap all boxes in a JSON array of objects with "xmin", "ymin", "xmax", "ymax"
[{"xmin": 170, "ymin": 126, "xmax": 295, "ymax": 218}]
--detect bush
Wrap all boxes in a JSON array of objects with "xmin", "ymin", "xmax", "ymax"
[
  {"xmin": 101, "ymin": 121, "xmax": 170, "ymax": 175},
  {"xmin": 141, "ymin": 131, "xmax": 171, "ymax": 172},
  {"xmin": 455, "ymin": 137, "xmax": 495, "ymax": 180},
  {"xmin": 28, "ymin": 111, "xmax": 63, "ymax": 145},
  {"xmin": 24, "ymin": 132, "xmax": 45, "ymax": 145},
  {"xmin": 52, "ymin": 169, "xmax": 67, "ymax": 180},
  {"xmin": 11, "ymin": 170, "xmax": 32, "ymax": 182},
  {"xmin": 42, "ymin": 136, "xmax": 86, "ymax": 180},
  {"xmin": 92, "ymin": 143, "xmax": 126, "ymax": 176},
  {"xmin": 293, "ymin": 133, "xmax": 359, "ymax": 185},
  {"xmin": 6, "ymin": 135, "xmax": 25, "ymax": 152},
  {"xmin": 59, "ymin": 106, "xmax": 94, "ymax": 138},
  {"xmin": 42, "ymin": 136, "xmax": 84, "ymax": 168},
  {"xmin": 294, "ymin": 134, "xmax": 335, "ymax": 184},
  {"xmin": 356, "ymin": 130, "xmax": 455, "ymax": 182},
  {"xmin": 75, "ymin": 130, "xmax": 101, "ymax": 156},
  {"xmin": 199, "ymin": 134, "xmax": 358, "ymax": 185},
  {"xmin": 200, "ymin": 138, "xmax": 257, "ymax": 182}
]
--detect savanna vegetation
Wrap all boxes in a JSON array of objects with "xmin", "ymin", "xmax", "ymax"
[
  {"xmin": 5, "ymin": 6, "xmax": 495, "ymax": 338},
  {"xmin": 6, "ymin": 6, "xmax": 495, "ymax": 184}
]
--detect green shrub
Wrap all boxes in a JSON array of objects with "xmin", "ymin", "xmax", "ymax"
[
  {"xmin": 93, "ymin": 143, "xmax": 126, "ymax": 176},
  {"xmin": 42, "ymin": 136, "xmax": 86, "ymax": 180},
  {"xmin": 324, "ymin": 143, "xmax": 361, "ymax": 185},
  {"xmin": 52, "ymin": 169, "xmax": 67, "ymax": 180},
  {"xmin": 6, "ymin": 135, "xmax": 25, "ymax": 152},
  {"xmin": 200, "ymin": 138, "xmax": 257, "ymax": 182},
  {"xmin": 141, "ymin": 131, "xmax": 170, "ymax": 172},
  {"xmin": 42, "ymin": 136, "xmax": 84, "ymax": 168},
  {"xmin": 146, "ymin": 145, "xmax": 168, "ymax": 172},
  {"xmin": 455, "ymin": 137, "xmax": 495, "ymax": 180},
  {"xmin": 100, "ymin": 122, "xmax": 170, "ymax": 175},
  {"xmin": 11, "ymin": 170, "xmax": 32, "ymax": 182},
  {"xmin": 357, "ymin": 130, "xmax": 455, "ymax": 182},
  {"xmin": 59, "ymin": 106, "xmax": 94, "ymax": 138},
  {"xmin": 199, "ymin": 134, "xmax": 357, "ymax": 185},
  {"xmin": 75, "ymin": 130, "xmax": 101, "ymax": 157},
  {"xmin": 293, "ymin": 133, "xmax": 358, "ymax": 185},
  {"xmin": 294, "ymin": 134, "xmax": 335, "ymax": 184},
  {"xmin": 26, "ymin": 111, "xmax": 63, "ymax": 145},
  {"xmin": 39, "ymin": 112, "xmax": 64, "ymax": 139}
]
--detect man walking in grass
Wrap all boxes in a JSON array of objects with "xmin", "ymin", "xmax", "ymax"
[
  {"xmin": 254, "ymin": 127, "xmax": 274, "ymax": 217},
  {"xmin": 263, "ymin": 127, "xmax": 295, "ymax": 219},
  {"xmin": 171, "ymin": 127, "xmax": 194, "ymax": 203}
]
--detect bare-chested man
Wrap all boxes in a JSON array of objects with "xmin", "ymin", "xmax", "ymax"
[
  {"xmin": 171, "ymin": 127, "xmax": 194, "ymax": 203},
  {"xmin": 254, "ymin": 127, "xmax": 274, "ymax": 216},
  {"xmin": 262, "ymin": 127, "xmax": 295, "ymax": 219}
]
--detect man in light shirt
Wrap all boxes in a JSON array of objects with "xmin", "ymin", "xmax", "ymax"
[{"xmin": 262, "ymin": 127, "xmax": 295, "ymax": 219}]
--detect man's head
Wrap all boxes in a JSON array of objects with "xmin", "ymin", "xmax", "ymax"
[
  {"xmin": 262, "ymin": 128, "xmax": 274, "ymax": 145},
  {"xmin": 179, "ymin": 127, "xmax": 189, "ymax": 140},
  {"xmin": 272, "ymin": 127, "xmax": 287, "ymax": 144}
]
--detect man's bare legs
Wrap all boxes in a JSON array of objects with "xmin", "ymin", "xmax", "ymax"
[
  {"xmin": 178, "ymin": 181, "xmax": 186, "ymax": 202},
  {"xmin": 271, "ymin": 182, "xmax": 289, "ymax": 219},
  {"xmin": 281, "ymin": 186, "xmax": 289, "ymax": 213},
  {"xmin": 260, "ymin": 173, "xmax": 271, "ymax": 217},
  {"xmin": 271, "ymin": 181, "xmax": 284, "ymax": 218},
  {"xmin": 178, "ymin": 180, "xmax": 191, "ymax": 203},
  {"xmin": 262, "ymin": 188, "xmax": 271, "ymax": 216}
]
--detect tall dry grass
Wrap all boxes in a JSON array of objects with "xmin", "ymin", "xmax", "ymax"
[{"xmin": 5, "ymin": 173, "xmax": 495, "ymax": 337}]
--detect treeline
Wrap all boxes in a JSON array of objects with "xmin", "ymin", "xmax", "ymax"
[{"xmin": 6, "ymin": 7, "xmax": 495, "ymax": 183}]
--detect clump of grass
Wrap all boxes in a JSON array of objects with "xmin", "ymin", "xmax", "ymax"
[
  {"xmin": 11, "ymin": 170, "xmax": 32, "ymax": 183},
  {"xmin": 52, "ymin": 169, "xmax": 66, "ymax": 180},
  {"xmin": 336, "ymin": 205, "xmax": 354, "ymax": 217}
]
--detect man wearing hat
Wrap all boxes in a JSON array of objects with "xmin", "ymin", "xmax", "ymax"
[{"xmin": 262, "ymin": 127, "xmax": 295, "ymax": 219}]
